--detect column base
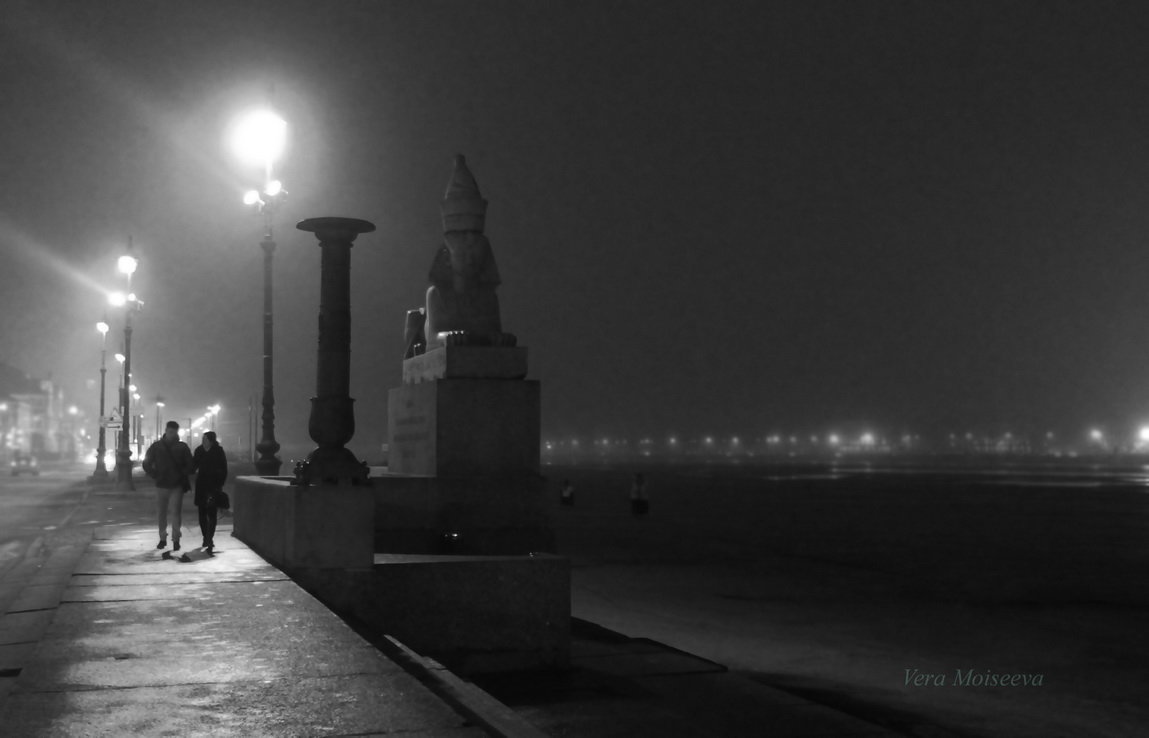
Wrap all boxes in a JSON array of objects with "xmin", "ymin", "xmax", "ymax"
[
  {"xmin": 254, "ymin": 456, "xmax": 283, "ymax": 476},
  {"xmin": 297, "ymin": 446, "xmax": 370, "ymax": 487}
]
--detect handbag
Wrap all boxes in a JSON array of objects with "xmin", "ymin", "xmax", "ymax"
[{"xmin": 209, "ymin": 490, "xmax": 231, "ymax": 510}]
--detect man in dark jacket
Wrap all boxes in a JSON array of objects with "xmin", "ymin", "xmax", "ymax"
[{"xmin": 143, "ymin": 420, "xmax": 194, "ymax": 551}]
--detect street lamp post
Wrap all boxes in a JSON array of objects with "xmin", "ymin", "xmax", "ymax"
[
  {"xmin": 132, "ymin": 390, "xmax": 142, "ymax": 457},
  {"xmin": 112, "ymin": 352, "xmax": 125, "ymax": 467},
  {"xmin": 91, "ymin": 319, "xmax": 111, "ymax": 482},
  {"xmin": 234, "ymin": 110, "xmax": 288, "ymax": 476},
  {"xmin": 115, "ymin": 244, "xmax": 139, "ymax": 491}
]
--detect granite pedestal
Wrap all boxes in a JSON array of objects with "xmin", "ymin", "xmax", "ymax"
[{"xmin": 372, "ymin": 344, "xmax": 568, "ymax": 673}]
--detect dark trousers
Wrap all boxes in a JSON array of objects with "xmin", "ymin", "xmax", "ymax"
[{"xmin": 197, "ymin": 504, "xmax": 218, "ymax": 547}]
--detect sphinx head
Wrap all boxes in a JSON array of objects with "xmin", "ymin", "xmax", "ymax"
[{"xmin": 430, "ymin": 231, "xmax": 500, "ymax": 291}]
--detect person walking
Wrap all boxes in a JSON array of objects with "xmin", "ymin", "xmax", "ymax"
[
  {"xmin": 142, "ymin": 420, "xmax": 194, "ymax": 551},
  {"xmin": 560, "ymin": 479, "xmax": 575, "ymax": 506},
  {"xmin": 630, "ymin": 472, "xmax": 649, "ymax": 516},
  {"xmin": 192, "ymin": 431, "xmax": 228, "ymax": 554}
]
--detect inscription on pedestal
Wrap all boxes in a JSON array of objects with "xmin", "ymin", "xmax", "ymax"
[
  {"xmin": 393, "ymin": 414, "xmax": 431, "ymax": 455},
  {"xmin": 388, "ymin": 379, "xmax": 539, "ymax": 477},
  {"xmin": 388, "ymin": 388, "xmax": 437, "ymax": 475}
]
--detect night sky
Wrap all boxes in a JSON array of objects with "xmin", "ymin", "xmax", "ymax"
[{"xmin": 4, "ymin": 0, "xmax": 1149, "ymax": 459}]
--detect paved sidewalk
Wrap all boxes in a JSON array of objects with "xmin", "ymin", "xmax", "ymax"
[{"xmin": 0, "ymin": 521, "xmax": 506, "ymax": 736}]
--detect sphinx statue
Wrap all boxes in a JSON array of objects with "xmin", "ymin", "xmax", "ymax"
[{"xmin": 420, "ymin": 155, "xmax": 516, "ymax": 348}]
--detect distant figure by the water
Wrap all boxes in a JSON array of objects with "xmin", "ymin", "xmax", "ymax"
[
  {"xmin": 560, "ymin": 479, "xmax": 575, "ymax": 506},
  {"xmin": 630, "ymin": 473, "xmax": 649, "ymax": 515}
]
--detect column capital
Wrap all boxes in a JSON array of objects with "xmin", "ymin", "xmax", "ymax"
[{"xmin": 296, "ymin": 217, "xmax": 376, "ymax": 244}]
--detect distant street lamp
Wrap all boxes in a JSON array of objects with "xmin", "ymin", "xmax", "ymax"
[
  {"xmin": 115, "ymin": 242, "xmax": 140, "ymax": 491},
  {"xmin": 233, "ymin": 109, "xmax": 288, "ymax": 475},
  {"xmin": 154, "ymin": 397, "xmax": 165, "ymax": 439},
  {"xmin": 90, "ymin": 318, "xmax": 111, "ymax": 482},
  {"xmin": 0, "ymin": 402, "xmax": 8, "ymax": 464}
]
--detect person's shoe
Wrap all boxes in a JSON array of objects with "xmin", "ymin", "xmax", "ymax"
[
  {"xmin": 206, "ymin": 545, "xmax": 214, "ymax": 555},
  {"xmin": 173, "ymin": 541, "xmax": 181, "ymax": 552},
  {"xmin": 156, "ymin": 540, "xmax": 166, "ymax": 549}
]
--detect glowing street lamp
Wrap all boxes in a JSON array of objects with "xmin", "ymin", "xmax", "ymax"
[
  {"xmin": 231, "ymin": 110, "xmax": 287, "ymax": 179},
  {"xmin": 118, "ymin": 254, "xmax": 138, "ymax": 278},
  {"xmin": 232, "ymin": 109, "xmax": 287, "ymax": 475}
]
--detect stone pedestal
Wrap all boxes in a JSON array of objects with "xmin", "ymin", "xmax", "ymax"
[
  {"xmin": 372, "ymin": 472, "xmax": 552, "ymax": 555},
  {"xmin": 383, "ymin": 345, "xmax": 546, "ymax": 552},
  {"xmin": 374, "ymin": 342, "xmax": 565, "ymax": 672},
  {"xmin": 402, "ymin": 345, "xmax": 528, "ymax": 383},
  {"xmin": 388, "ymin": 372, "xmax": 539, "ymax": 478}
]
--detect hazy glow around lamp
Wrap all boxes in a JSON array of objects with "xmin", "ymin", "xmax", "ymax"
[
  {"xmin": 118, "ymin": 254, "xmax": 138, "ymax": 276},
  {"xmin": 231, "ymin": 109, "xmax": 287, "ymax": 175}
]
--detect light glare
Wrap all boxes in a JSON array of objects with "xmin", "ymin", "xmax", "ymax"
[{"xmin": 231, "ymin": 110, "xmax": 287, "ymax": 167}]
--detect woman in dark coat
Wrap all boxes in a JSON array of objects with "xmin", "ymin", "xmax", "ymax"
[{"xmin": 192, "ymin": 431, "xmax": 228, "ymax": 553}]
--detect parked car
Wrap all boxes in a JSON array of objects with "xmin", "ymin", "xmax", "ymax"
[{"xmin": 10, "ymin": 452, "xmax": 39, "ymax": 476}]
